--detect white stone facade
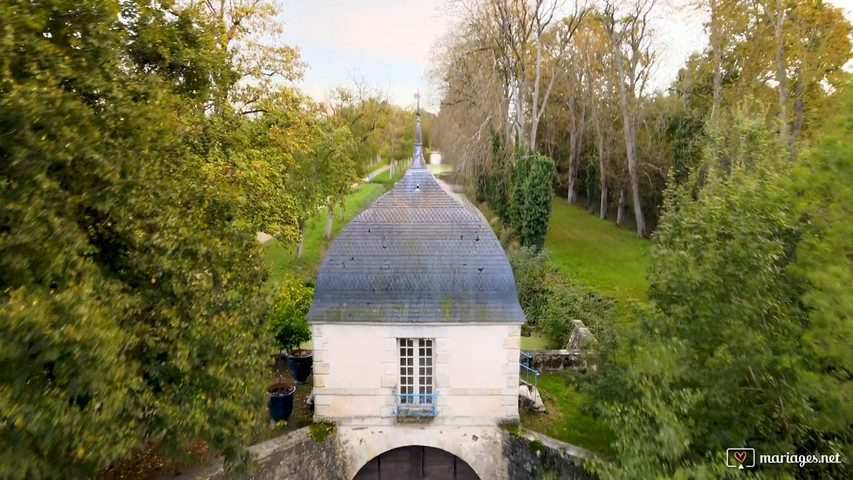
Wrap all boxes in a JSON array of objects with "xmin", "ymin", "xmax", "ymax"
[
  {"xmin": 312, "ymin": 322, "xmax": 520, "ymax": 479},
  {"xmin": 312, "ymin": 323, "xmax": 521, "ymax": 426}
]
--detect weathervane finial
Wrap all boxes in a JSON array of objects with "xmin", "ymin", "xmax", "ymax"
[{"xmin": 412, "ymin": 89, "xmax": 424, "ymax": 168}]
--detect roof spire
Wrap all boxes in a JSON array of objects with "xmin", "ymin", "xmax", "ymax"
[{"xmin": 412, "ymin": 90, "xmax": 425, "ymax": 168}]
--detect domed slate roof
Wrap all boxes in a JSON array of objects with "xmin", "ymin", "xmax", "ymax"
[{"xmin": 307, "ymin": 115, "xmax": 524, "ymax": 325}]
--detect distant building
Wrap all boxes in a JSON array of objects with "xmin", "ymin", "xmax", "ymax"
[{"xmin": 307, "ymin": 111, "xmax": 526, "ymax": 480}]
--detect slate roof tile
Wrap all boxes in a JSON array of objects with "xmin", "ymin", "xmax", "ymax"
[{"xmin": 308, "ymin": 146, "xmax": 524, "ymax": 324}]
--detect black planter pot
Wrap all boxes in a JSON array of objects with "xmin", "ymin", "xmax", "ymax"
[
  {"xmin": 287, "ymin": 350, "xmax": 313, "ymax": 385},
  {"xmin": 267, "ymin": 383, "xmax": 295, "ymax": 424}
]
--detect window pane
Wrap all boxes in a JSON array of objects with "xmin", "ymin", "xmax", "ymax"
[{"xmin": 398, "ymin": 338, "xmax": 437, "ymax": 409}]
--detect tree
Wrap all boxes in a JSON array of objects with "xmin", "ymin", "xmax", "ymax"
[
  {"xmin": 198, "ymin": 0, "xmax": 304, "ymax": 113},
  {"xmin": 267, "ymin": 279, "xmax": 313, "ymax": 353},
  {"xmin": 512, "ymin": 155, "xmax": 556, "ymax": 249},
  {"xmin": 431, "ymin": 20, "xmax": 505, "ymax": 185},
  {"xmin": 0, "ymin": 0, "xmax": 287, "ymax": 476},
  {"xmin": 603, "ymin": 0, "xmax": 656, "ymax": 237},
  {"xmin": 326, "ymin": 82, "xmax": 390, "ymax": 170},
  {"xmin": 315, "ymin": 122, "xmax": 358, "ymax": 240},
  {"xmin": 682, "ymin": 0, "xmax": 851, "ymax": 154},
  {"xmin": 588, "ymin": 90, "xmax": 853, "ymax": 478},
  {"xmin": 485, "ymin": 131, "xmax": 514, "ymax": 224}
]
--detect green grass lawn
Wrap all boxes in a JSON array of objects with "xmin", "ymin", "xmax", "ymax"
[
  {"xmin": 370, "ymin": 164, "xmax": 405, "ymax": 184},
  {"xmin": 521, "ymin": 371, "xmax": 616, "ymax": 457},
  {"xmin": 545, "ymin": 199, "xmax": 651, "ymax": 304},
  {"xmin": 520, "ymin": 335, "xmax": 550, "ymax": 350},
  {"xmin": 264, "ymin": 183, "xmax": 388, "ymax": 284}
]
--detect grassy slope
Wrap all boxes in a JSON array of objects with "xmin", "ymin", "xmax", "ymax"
[
  {"xmin": 264, "ymin": 183, "xmax": 388, "ymax": 284},
  {"xmin": 545, "ymin": 199, "xmax": 651, "ymax": 304},
  {"xmin": 264, "ymin": 163, "xmax": 406, "ymax": 284},
  {"xmin": 521, "ymin": 372, "xmax": 616, "ymax": 457},
  {"xmin": 370, "ymin": 166, "xmax": 395, "ymax": 183},
  {"xmin": 517, "ymin": 201, "xmax": 649, "ymax": 455}
]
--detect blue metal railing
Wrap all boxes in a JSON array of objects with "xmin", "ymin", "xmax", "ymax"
[
  {"xmin": 397, "ymin": 392, "xmax": 437, "ymax": 417},
  {"xmin": 520, "ymin": 351, "xmax": 539, "ymax": 390}
]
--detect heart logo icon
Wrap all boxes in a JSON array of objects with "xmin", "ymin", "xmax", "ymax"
[{"xmin": 734, "ymin": 451, "xmax": 747, "ymax": 463}]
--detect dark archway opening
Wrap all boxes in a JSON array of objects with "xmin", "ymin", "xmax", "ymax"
[{"xmin": 353, "ymin": 445, "xmax": 480, "ymax": 480}]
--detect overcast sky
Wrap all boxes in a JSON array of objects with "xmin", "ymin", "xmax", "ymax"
[{"xmin": 278, "ymin": 0, "xmax": 853, "ymax": 112}]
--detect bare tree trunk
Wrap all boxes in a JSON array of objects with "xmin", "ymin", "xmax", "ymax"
[
  {"xmin": 530, "ymin": 35, "xmax": 544, "ymax": 150},
  {"xmin": 296, "ymin": 218, "xmax": 307, "ymax": 258},
  {"xmin": 616, "ymin": 181, "xmax": 627, "ymax": 227},
  {"xmin": 567, "ymin": 131, "xmax": 580, "ymax": 203},
  {"xmin": 325, "ymin": 205, "xmax": 335, "ymax": 239},
  {"xmin": 597, "ymin": 130, "xmax": 608, "ymax": 220},
  {"xmin": 587, "ymin": 177, "xmax": 595, "ymax": 215},
  {"xmin": 612, "ymin": 45, "xmax": 647, "ymax": 237},
  {"xmin": 567, "ymin": 102, "xmax": 586, "ymax": 204},
  {"xmin": 500, "ymin": 91, "xmax": 512, "ymax": 150},
  {"xmin": 791, "ymin": 77, "xmax": 805, "ymax": 149},
  {"xmin": 515, "ymin": 77, "xmax": 525, "ymax": 148},
  {"xmin": 772, "ymin": 0, "xmax": 789, "ymax": 148},
  {"xmin": 709, "ymin": 0, "xmax": 722, "ymax": 123},
  {"xmin": 340, "ymin": 203, "xmax": 345, "ymax": 221}
]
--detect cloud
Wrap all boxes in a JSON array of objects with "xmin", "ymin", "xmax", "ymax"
[{"xmin": 281, "ymin": 0, "xmax": 448, "ymax": 64}]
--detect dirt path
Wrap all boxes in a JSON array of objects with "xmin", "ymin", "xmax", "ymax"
[{"xmin": 351, "ymin": 164, "xmax": 391, "ymax": 189}]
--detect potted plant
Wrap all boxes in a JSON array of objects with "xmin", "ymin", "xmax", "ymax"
[
  {"xmin": 266, "ymin": 379, "xmax": 296, "ymax": 425},
  {"xmin": 268, "ymin": 279, "xmax": 314, "ymax": 385}
]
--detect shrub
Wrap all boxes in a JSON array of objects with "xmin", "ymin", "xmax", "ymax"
[
  {"xmin": 486, "ymin": 137, "xmax": 513, "ymax": 225},
  {"xmin": 510, "ymin": 155, "xmax": 531, "ymax": 235},
  {"xmin": 509, "ymin": 247, "xmax": 552, "ymax": 325},
  {"xmin": 508, "ymin": 154, "xmax": 556, "ymax": 250},
  {"xmin": 518, "ymin": 155, "xmax": 556, "ymax": 250},
  {"xmin": 540, "ymin": 278, "xmax": 615, "ymax": 349},
  {"xmin": 267, "ymin": 279, "xmax": 313, "ymax": 352}
]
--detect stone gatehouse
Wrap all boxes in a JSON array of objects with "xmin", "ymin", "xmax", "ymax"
[{"xmin": 306, "ymin": 110, "xmax": 525, "ymax": 480}]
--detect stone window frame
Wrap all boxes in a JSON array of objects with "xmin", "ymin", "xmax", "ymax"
[{"xmin": 398, "ymin": 338, "xmax": 434, "ymax": 406}]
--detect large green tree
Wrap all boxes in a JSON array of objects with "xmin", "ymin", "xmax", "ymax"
[
  {"xmin": 0, "ymin": 0, "xmax": 278, "ymax": 476},
  {"xmin": 589, "ymin": 89, "xmax": 853, "ymax": 478}
]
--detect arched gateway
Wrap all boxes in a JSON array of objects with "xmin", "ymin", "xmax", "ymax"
[
  {"xmin": 307, "ymin": 103, "xmax": 526, "ymax": 480},
  {"xmin": 353, "ymin": 446, "xmax": 480, "ymax": 480}
]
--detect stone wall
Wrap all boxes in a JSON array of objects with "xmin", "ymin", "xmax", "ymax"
[
  {"xmin": 175, "ymin": 426, "xmax": 344, "ymax": 480},
  {"xmin": 523, "ymin": 349, "xmax": 590, "ymax": 372},
  {"xmin": 502, "ymin": 428, "xmax": 599, "ymax": 480},
  {"xmin": 336, "ymin": 424, "xmax": 507, "ymax": 480},
  {"xmin": 177, "ymin": 424, "xmax": 601, "ymax": 480}
]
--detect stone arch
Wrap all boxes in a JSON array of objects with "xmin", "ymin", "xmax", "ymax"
[
  {"xmin": 352, "ymin": 445, "xmax": 480, "ymax": 480},
  {"xmin": 338, "ymin": 426, "xmax": 502, "ymax": 480}
]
